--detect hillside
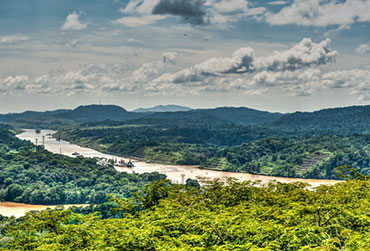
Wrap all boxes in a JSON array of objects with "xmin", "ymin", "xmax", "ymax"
[
  {"xmin": 270, "ymin": 105, "xmax": 370, "ymax": 135},
  {"xmin": 0, "ymin": 104, "xmax": 282, "ymax": 128},
  {"xmin": 0, "ymin": 124, "xmax": 166, "ymax": 205},
  {"xmin": 2, "ymin": 104, "xmax": 370, "ymax": 136},
  {"xmin": 201, "ymin": 135, "xmax": 370, "ymax": 179}
]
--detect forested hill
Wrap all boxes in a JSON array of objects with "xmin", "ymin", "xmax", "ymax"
[
  {"xmin": 2, "ymin": 104, "xmax": 370, "ymax": 135},
  {"xmin": 54, "ymin": 105, "xmax": 140, "ymax": 122},
  {"xmin": 183, "ymin": 107, "xmax": 282, "ymax": 125},
  {"xmin": 270, "ymin": 105, "xmax": 370, "ymax": 135},
  {"xmin": 0, "ymin": 105, "xmax": 283, "ymax": 128},
  {"xmin": 0, "ymin": 124, "xmax": 166, "ymax": 205}
]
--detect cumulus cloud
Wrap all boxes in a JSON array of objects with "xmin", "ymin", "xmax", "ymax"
[
  {"xmin": 254, "ymin": 38, "xmax": 337, "ymax": 71},
  {"xmin": 0, "ymin": 51, "xmax": 181, "ymax": 96},
  {"xmin": 0, "ymin": 76, "xmax": 29, "ymax": 92},
  {"xmin": 355, "ymin": 43, "xmax": 370, "ymax": 54},
  {"xmin": 0, "ymin": 34, "xmax": 29, "ymax": 44},
  {"xmin": 151, "ymin": 38, "xmax": 337, "ymax": 85},
  {"xmin": 267, "ymin": 0, "xmax": 370, "ymax": 27},
  {"xmin": 61, "ymin": 12, "xmax": 87, "ymax": 31},
  {"xmin": 250, "ymin": 68, "xmax": 323, "ymax": 96},
  {"xmin": 247, "ymin": 67, "xmax": 370, "ymax": 99}
]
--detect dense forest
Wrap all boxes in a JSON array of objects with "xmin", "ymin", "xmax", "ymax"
[
  {"xmin": 58, "ymin": 114, "xmax": 370, "ymax": 179},
  {"xmin": 201, "ymin": 135, "xmax": 370, "ymax": 179},
  {"xmin": 2, "ymin": 105, "xmax": 370, "ymax": 249},
  {"xmin": 3, "ymin": 104, "xmax": 370, "ymax": 179},
  {"xmin": 59, "ymin": 118, "xmax": 274, "ymax": 165},
  {"xmin": 2, "ymin": 175, "xmax": 370, "ymax": 250},
  {"xmin": 0, "ymin": 125, "xmax": 166, "ymax": 205}
]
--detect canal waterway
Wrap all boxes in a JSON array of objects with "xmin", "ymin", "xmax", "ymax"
[{"xmin": 17, "ymin": 129, "xmax": 341, "ymax": 186}]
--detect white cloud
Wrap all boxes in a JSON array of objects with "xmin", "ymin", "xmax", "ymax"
[
  {"xmin": 114, "ymin": 15, "xmax": 165, "ymax": 27},
  {"xmin": 254, "ymin": 38, "xmax": 337, "ymax": 71},
  {"xmin": 250, "ymin": 68, "xmax": 323, "ymax": 96},
  {"xmin": 248, "ymin": 67, "xmax": 370, "ymax": 99},
  {"xmin": 267, "ymin": 0, "xmax": 370, "ymax": 27},
  {"xmin": 355, "ymin": 43, "xmax": 370, "ymax": 54},
  {"xmin": 120, "ymin": 0, "xmax": 141, "ymax": 13},
  {"xmin": 0, "ymin": 52, "xmax": 179, "ymax": 96},
  {"xmin": 267, "ymin": 1, "xmax": 289, "ymax": 6},
  {"xmin": 115, "ymin": 0, "xmax": 164, "ymax": 27},
  {"xmin": 150, "ymin": 38, "xmax": 337, "ymax": 85},
  {"xmin": 213, "ymin": 0, "xmax": 247, "ymax": 13},
  {"xmin": 0, "ymin": 76, "xmax": 29, "ymax": 94},
  {"xmin": 207, "ymin": 0, "xmax": 266, "ymax": 25},
  {"xmin": 61, "ymin": 12, "xmax": 87, "ymax": 31},
  {"xmin": 0, "ymin": 34, "xmax": 29, "ymax": 44}
]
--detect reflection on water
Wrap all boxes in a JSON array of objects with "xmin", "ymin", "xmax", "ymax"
[{"xmin": 17, "ymin": 129, "xmax": 342, "ymax": 187}]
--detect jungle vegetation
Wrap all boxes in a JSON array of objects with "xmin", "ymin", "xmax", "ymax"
[
  {"xmin": 0, "ymin": 124, "xmax": 166, "ymax": 205},
  {"xmin": 1, "ymin": 175, "xmax": 370, "ymax": 250},
  {"xmin": 59, "ymin": 116, "xmax": 370, "ymax": 179}
]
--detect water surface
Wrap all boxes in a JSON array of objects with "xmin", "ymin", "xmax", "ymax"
[{"xmin": 17, "ymin": 129, "xmax": 341, "ymax": 187}]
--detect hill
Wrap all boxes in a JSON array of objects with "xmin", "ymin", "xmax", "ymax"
[
  {"xmin": 2, "ymin": 104, "xmax": 370, "ymax": 135},
  {"xmin": 54, "ymin": 105, "xmax": 140, "ymax": 123},
  {"xmin": 133, "ymin": 104, "xmax": 192, "ymax": 113},
  {"xmin": 0, "ymin": 105, "xmax": 284, "ymax": 128},
  {"xmin": 271, "ymin": 105, "xmax": 370, "ymax": 135}
]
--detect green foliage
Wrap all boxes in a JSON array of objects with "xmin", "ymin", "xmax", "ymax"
[
  {"xmin": 201, "ymin": 135, "xmax": 370, "ymax": 179},
  {"xmin": 3, "ymin": 179, "xmax": 370, "ymax": 250},
  {"xmin": 59, "ymin": 116, "xmax": 370, "ymax": 179},
  {"xmin": 0, "ymin": 125, "xmax": 166, "ymax": 205},
  {"xmin": 59, "ymin": 118, "xmax": 273, "ymax": 166}
]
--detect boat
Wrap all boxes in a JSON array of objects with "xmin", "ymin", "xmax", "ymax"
[
  {"xmin": 115, "ymin": 159, "xmax": 134, "ymax": 168},
  {"xmin": 72, "ymin": 152, "xmax": 80, "ymax": 156}
]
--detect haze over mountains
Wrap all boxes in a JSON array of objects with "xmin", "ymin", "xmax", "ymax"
[
  {"xmin": 133, "ymin": 105, "xmax": 192, "ymax": 113},
  {"xmin": 1, "ymin": 104, "xmax": 370, "ymax": 136}
]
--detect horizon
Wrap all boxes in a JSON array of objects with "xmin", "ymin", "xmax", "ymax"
[
  {"xmin": 1, "ymin": 0, "xmax": 370, "ymax": 113},
  {"xmin": 1, "ymin": 102, "xmax": 370, "ymax": 115}
]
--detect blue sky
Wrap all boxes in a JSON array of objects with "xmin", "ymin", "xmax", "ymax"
[{"xmin": 1, "ymin": 0, "xmax": 370, "ymax": 113}]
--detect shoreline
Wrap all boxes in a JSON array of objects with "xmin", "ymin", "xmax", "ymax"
[
  {"xmin": 17, "ymin": 129, "xmax": 342, "ymax": 186},
  {"xmin": 57, "ymin": 134, "xmax": 342, "ymax": 182}
]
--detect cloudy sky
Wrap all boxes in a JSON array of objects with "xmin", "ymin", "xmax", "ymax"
[{"xmin": 1, "ymin": 0, "xmax": 370, "ymax": 113}]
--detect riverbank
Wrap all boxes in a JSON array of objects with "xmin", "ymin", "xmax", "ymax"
[
  {"xmin": 17, "ymin": 129, "xmax": 341, "ymax": 187},
  {"xmin": 0, "ymin": 202, "xmax": 88, "ymax": 218}
]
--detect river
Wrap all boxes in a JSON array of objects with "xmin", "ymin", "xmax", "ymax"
[
  {"xmin": 16, "ymin": 129, "xmax": 341, "ymax": 186},
  {"xmin": 0, "ymin": 202, "xmax": 87, "ymax": 218},
  {"xmin": 3, "ymin": 129, "xmax": 340, "ymax": 217}
]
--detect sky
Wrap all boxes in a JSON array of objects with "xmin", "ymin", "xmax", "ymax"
[{"xmin": 1, "ymin": 0, "xmax": 370, "ymax": 113}]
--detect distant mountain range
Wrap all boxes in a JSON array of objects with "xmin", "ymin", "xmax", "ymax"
[
  {"xmin": 1, "ymin": 104, "xmax": 370, "ymax": 135},
  {"xmin": 133, "ymin": 105, "xmax": 192, "ymax": 113}
]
